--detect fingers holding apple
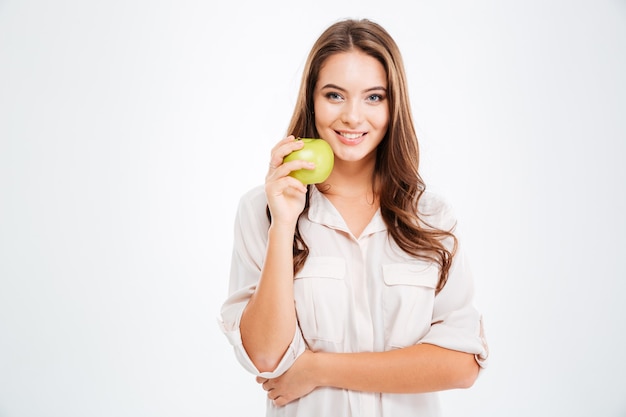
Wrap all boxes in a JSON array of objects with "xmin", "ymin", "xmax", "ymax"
[
  {"xmin": 282, "ymin": 138, "xmax": 334, "ymax": 184},
  {"xmin": 264, "ymin": 137, "xmax": 333, "ymax": 225},
  {"xmin": 268, "ymin": 135, "xmax": 303, "ymax": 171}
]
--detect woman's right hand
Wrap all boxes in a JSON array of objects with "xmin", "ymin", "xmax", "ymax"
[
  {"xmin": 265, "ymin": 135, "xmax": 314, "ymax": 227},
  {"xmin": 242, "ymin": 135, "xmax": 311, "ymax": 370}
]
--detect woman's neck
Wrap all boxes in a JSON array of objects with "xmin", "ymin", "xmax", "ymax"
[{"xmin": 319, "ymin": 156, "xmax": 378, "ymax": 198}]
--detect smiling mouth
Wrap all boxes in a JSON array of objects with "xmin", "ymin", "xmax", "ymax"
[{"xmin": 337, "ymin": 132, "xmax": 365, "ymax": 139}]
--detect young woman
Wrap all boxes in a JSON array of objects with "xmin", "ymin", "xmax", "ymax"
[{"xmin": 219, "ymin": 18, "xmax": 489, "ymax": 416}]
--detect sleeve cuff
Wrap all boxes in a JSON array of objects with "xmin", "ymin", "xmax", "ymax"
[
  {"xmin": 217, "ymin": 315, "xmax": 306, "ymax": 377},
  {"xmin": 419, "ymin": 313, "xmax": 489, "ymax": 369}
]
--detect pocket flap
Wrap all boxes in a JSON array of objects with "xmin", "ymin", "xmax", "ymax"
[{"xmin": 382, "ymin": 262, "xmax": 439, "ymax": 288}]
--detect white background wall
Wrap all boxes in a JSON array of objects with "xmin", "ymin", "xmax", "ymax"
[{"xmin": 1, "ymin": 0, "xmax": 625, "ymax": 416}]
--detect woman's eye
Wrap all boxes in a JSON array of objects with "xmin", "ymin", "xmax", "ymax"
[
  {"xmin": 326, "ymin": 92, "xmax": 343, "ymax": 101},
  {"xmin": 367, "ymin": 94, "xmax": 384, "ymax": 103}
]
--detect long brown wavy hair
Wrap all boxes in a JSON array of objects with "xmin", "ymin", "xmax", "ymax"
[{"xmin": 268, "ymin": 18, "xmax": 457, "ymax": 292}]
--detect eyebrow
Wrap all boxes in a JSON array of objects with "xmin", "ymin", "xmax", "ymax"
[{"xmin": 320, "ymin": 83, "xmax": 387, "ymax": 93}]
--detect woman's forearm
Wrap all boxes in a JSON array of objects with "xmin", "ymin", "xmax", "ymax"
[
  {"xmin": 312, "ymin": 343, "xmax": 480, "ymax": 393},
  {"xmin": 240, "ymin": 223, "xmax": 299, "ymax": 372}
]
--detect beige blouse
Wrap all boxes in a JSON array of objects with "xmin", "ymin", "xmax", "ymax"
[{"xmin": 219, "ymin": 184, "xmax": 489, "ymax": 417}]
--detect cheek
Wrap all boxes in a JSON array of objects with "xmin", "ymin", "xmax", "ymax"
[
  {"xmin": 369, "ymin": 108, "xmax": 390, "ymax": 130},
  {"xmin": 313, "ymin": 104, "xmax": 337, "ymax": 127}
]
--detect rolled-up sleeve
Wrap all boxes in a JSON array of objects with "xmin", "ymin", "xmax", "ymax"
[
  {"xmin": 418, "ymin": 241, "xmax": 489, "ymax": 368},
  {"xmin": 218, "ymin": 292, "xmax": 307, "ymax": 377},
  {"xmin": 217, "ymin": 186, "xmax": 306, "ymax": 377}
]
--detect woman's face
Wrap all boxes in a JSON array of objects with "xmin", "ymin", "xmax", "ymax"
[{"xmin": 313, "ymin": 50, "xmax": 390, "ymax": 165}]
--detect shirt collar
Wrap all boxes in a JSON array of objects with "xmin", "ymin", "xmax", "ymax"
[{"xmin": 306, "ymin": 185, "xmax": 387, "ymax": 236}]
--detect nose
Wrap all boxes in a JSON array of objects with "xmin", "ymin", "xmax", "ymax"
[{"xmin": 341, "ymin": 100, "xmax": 362, "ymax": 126}]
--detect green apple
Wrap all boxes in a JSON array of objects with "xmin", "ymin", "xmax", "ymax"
[{"xmin": 283, "ymin": 138, "xmax": 334, "ymax": 184}]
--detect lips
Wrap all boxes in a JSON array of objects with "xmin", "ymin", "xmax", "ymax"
[{"xmin": 336, "ymin": 131, "xmax": 366, "ymax": 145}]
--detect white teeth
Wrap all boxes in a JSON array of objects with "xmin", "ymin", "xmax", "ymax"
[{"xmin": 341, "ymin": 133, "xmax": 364, "ymax": 139}]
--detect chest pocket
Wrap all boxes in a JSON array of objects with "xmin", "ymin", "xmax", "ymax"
[
  {"xmin": 382, "ymin": 261, "xmax": 439, "ymax": 349},
  {"xmin": 294, "ymin": 256, "xmax": 347, "ymax": 344}
]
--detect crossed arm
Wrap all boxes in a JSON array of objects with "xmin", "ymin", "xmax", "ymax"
[{"xmin": 255, "ymin": 343, "xmax": 480, "ymax": 406}]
